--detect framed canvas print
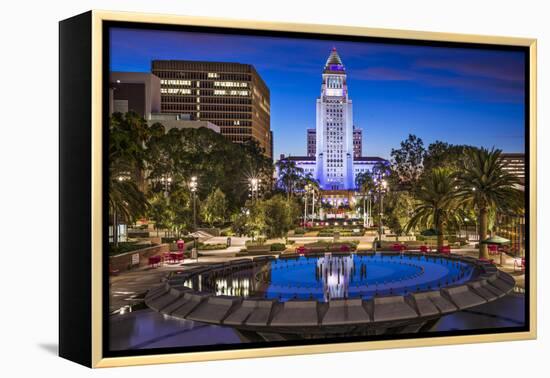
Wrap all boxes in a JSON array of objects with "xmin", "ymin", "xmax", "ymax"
[{"xmin": 59, "ymin": 10, "xmax": 537, "ymax": 368}]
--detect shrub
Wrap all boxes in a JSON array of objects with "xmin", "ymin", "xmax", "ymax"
[
  {"xmin": 421, "ymin": 229, "xmax": 437, "ymax": 236},
  {"xmin": 270, "ymin": 243, "xmax": 286, "ymax": 251},
  {"xmin": 294, "ymin": 228, "xmax": 305, "ymax": 235},
  {"xmin": 198, "ymin": 243, "xmax": 227, "ymax": 250}
]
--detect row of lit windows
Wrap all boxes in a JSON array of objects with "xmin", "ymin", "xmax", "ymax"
[
  {"xmin": 213, "ymin": 81, "xmax": 248, "ymax": 88},
  {"xmin": 160, "ymin": 79, "xmax": 192, "ymax": 86},
  {"xmin": 161, "ymin": 88, "xmax": 192, "ymax": 95},
  {"xmin": 160, "ymin": 95, "xmax": 254, "ymax": 105},
  {"xmin": 154, "ymin": 70, "xmax": 251, "ymax": 82},
  {"xmin": 213, "ymin": 90, "xmax": 249, "ymax": 96}
]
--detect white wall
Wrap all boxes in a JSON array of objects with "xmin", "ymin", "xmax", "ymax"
[{"xmin": 1, "ymin": 0, "xmax": 547, "ymax": 376}]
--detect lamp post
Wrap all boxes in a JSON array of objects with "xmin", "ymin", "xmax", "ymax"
[
  {"xmin": 311, "ymin": 188, "xmax": 316, "ymax": 222},
  {"xmin": 190, "ymin": 176, "xmax": 198, "ymax": 231},
  {"xmin": 304, "ymin": 184, "xmax": 311, "ymax": 228},
  {"xmin": 160, "ymin": 175, "xmax": 172, "ymax": 197},
  {"xmin": 248, "ymin": 178, "xmax": 261, "ymax": 202},
  {"xmin": 375, "ymin": 173, "xmax": 388, "ymax": 242}
]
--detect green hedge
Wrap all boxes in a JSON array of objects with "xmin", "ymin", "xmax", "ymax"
[
  {"xmin": 270, "ymin": 243, "xmax": 286, "ymax": 251},
  {"xmin": 198, "ymin": 243, "xmax": 227, "ymax": 250}
]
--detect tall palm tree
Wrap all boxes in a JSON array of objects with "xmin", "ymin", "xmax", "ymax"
[
  {"xmin": 456, "ymin": 147, "xmax": 523, "ymax": 259},
  {"xmin": 406, "ymin": 167, "xmax": 460, "ymax": 251}
]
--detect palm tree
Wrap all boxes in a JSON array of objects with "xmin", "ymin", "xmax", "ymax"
[
  {"xmin": 406, "ymin": 167, "xmax": 460, "ymax": 251},
  {"xmin": 456, "ymin": 147, "xmax": 523, "ymax": 259}
]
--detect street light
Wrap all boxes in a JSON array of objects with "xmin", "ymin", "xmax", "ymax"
[
  {"xmin": 160, "ymin": 175, "xmax": 172, "ymax": 197},
  {"xmin": 248, "ymin": 177, "xmax": 261, "ymax": 201},
  {"xmin": 374, "ymin": 173, "xmax": 389, "ymax": 242},
  {"xmin": 304, "ymin": 184, "xmax": 311, "ymax": 228},
  {"xmin": 190, "ymin": 176, "xmax": 198, "ymax": 231}
]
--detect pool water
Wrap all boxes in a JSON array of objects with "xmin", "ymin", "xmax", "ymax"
[{"xmin": 204, "ymin": 253, "xmax": 476, "ymax": 302}]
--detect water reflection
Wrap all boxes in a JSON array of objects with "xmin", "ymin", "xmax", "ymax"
[
  {"xmin": 180, "ymin": 253, "xmax": 474, "ymax": 302},
  {"xmin": 316, "ymin": 254, "xmax": 354, "ymax": 300}
]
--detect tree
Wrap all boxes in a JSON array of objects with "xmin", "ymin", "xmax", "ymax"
[
  {"xmin": 261, "ymin": 195, "xmax": 298, "ymax": 238},
  {"xmin": 168, "ymin": 187, "xmax": 193, "ymax": 237},
  {"xmin": 423, "ymin": 141, "xmax": 467, "ymax": 172},
  {"xmin": 109, "ymin": 112, "xmax": 150, "ymax": 245},
  {"xmin": 276, "ymin": 159, "xmax": 304, "ymax": 199},
  {"xmin": 456, "ymin": 147, "xmax": 523, "ymax": 259},
  {"xmin": 201, "ymin": 188, "xmax": 227, "ymax": 227},
  {"xmin": 390, "ymin": 134, "xmax": 425, "ymax": 189},
  {"xmin": 384, "ymin": 191, "xmax": 415, "ymax": 239},
  {"xmin": 148, "ymin": 193, "xmax": 172, "ymax": 236},
  {"xmin": 405, "ymin": 167, "xmax": 460, "ymax": 251}
]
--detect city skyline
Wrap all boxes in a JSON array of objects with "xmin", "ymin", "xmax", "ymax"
[{"xmin": 110, "ymin": 27, "xmax": 526, "ymax": 159}]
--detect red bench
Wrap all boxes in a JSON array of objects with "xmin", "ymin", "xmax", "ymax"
[
  {"xmin": 438, "ymin": 245, "xmax": 451, "ymax": 254},
  {"xmin": 391, "ymin": 243, "xmax": 407, "ymax": 252},
  {"xmin": 296, "ymin": 246, "xmax": 307, "ymax": 254}
]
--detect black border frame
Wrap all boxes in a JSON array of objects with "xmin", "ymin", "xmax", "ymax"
[{"xmin": 101, "ymin": 20, "xmax": 531, "ymax": 359}]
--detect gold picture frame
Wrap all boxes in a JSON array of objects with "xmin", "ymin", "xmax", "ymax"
[{"xmin": 59, "ymin": 9, "xmax": 537, "ymax": 368}]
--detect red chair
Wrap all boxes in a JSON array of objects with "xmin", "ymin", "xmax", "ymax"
[
  {"xmin": 391, "ymin": 243, "xmax": 402, "ymax": 252},
  {"xmin": 339, "ymin": 244, "xmax": 350, "ymax": 252},
  {"xmin": 488, "ymin": 244, "xmax": 499, "ymax": 255},
  {"xmin": 148, "ymin": 255, "xmax": 161, "ymax": 268},
  {"xmin": 420, "ymin": 245, "xmax": 430, "ymax": 253},
  {"xmin": 514, "ymin": 257, "xmax": 526, "ymax": 272}
]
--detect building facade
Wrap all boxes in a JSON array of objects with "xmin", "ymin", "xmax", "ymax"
[
  {"xmin": 307, "ymin": 126, "xmax": 362, "ymax": 159},
  {"xmin": 500, "ymin": 152, "xmax": 525, "ymax": 185},
  {"xmin": 151, "ymin": 60, "xmax": 272, "ymax": 158},
  {"xmin": 315, "ymin": 48, "xmax": 355, "ymax": 190},
  {"xmin": 353, "ymin": 127, "xmax": 362, "ymax": 158},
  {"xmin": 276, "ymin": 49, "xmax": 388, "ymax": 195},
  {"xmin": 307, "ymin": 128, "xmax": 317, "ymax": 157},
  {"xmin": 147, "ymin": 113, "xmax": 220, "ymax": 133},
  {"xmin": 109, "ymin": 72, "xmax": 161, "ymax": 117}
]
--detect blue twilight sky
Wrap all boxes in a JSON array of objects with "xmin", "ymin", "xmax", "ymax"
[{"xmin": 110, "ymin": 28, "xmax": 526, "ymax": 160}]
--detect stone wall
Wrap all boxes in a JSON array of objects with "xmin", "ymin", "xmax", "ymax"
[{"xmin": 109, "ymin": 243, "xmax": 169, "ymax": 272}]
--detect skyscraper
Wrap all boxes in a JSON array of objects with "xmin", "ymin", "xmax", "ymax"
[
  {"xmin": 151, "ymin": 60, "xmax": 272, "ymax": 158},
  {"xmin": 307, "ymin": 128, "xmax": 316, "ymax": 157},
  {"xmin": 315, "ymin": 48, "xmax": 354, "ymax": 190}
]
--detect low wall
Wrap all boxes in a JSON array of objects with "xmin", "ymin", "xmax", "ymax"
[{"xmin": 109, "ymin": 243, "xmax": 169, "ymax": 272}]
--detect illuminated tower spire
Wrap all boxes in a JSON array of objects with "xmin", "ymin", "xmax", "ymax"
[{"xmin": 315, "ymin": 48, "xmax": 354, "ymax": 190}]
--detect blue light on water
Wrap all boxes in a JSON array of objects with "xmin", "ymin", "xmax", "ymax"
[{"xmin": 263, "ymin": 254, "xmax": 474, "ymax": 301}]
